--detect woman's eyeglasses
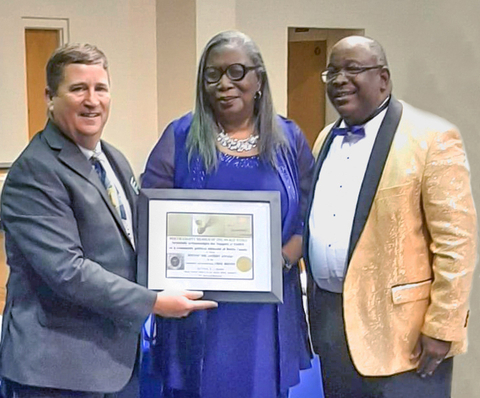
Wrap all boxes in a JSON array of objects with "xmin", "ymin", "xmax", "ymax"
[{"xmin": 204, "ymin": 63, "xmax": 260, "ymax": 84}]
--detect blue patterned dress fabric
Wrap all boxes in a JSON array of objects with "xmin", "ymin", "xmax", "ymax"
[{"xmin": 142, "ymin": 113, "xmax": 314, "ymax": 398}]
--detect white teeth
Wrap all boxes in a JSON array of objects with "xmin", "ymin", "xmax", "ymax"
[{"xmin": 335, "ymin": 92, "xmax": 354, "ymax": 99}]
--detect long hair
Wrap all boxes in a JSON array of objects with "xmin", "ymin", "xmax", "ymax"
[{"xmin": 187, "ymin": 30, "xmax": 287, "ymax": 171}]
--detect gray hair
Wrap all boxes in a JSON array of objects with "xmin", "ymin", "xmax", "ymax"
[
  {"xmin": 187, "ymin": 30, "xmax": 286, "ymax": 171},
  {"xmin": 364, "ymin": 37, "xmax": 389, "ymax": 68}
]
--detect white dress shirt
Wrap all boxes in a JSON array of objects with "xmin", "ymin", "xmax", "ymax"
[
  {"xmin": 308, "ymin": 107, "xmax": 388, "ymax": 293},
  {"xmin": 78, "ymin": 142, "xmax": 135, "ymax": 247}
]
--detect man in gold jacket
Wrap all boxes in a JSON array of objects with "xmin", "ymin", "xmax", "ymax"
[{"xmin": 303, "ymin": 36, "xmax": 477, "ymax": 397}]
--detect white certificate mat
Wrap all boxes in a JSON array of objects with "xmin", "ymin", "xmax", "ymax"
[{"xmin": 137, "ymin": 189, "xmax": 283, "ymax": 303}]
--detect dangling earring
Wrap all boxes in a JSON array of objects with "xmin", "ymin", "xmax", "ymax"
[{"xmin": 254, "ymin": 90, "xmax": 262, "ymax": 100}]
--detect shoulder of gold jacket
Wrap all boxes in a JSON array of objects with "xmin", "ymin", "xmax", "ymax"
[
  {"xmin": 340, "ymin": 100, "xmax": 477, "ymax": 377},
  {"xmin": 312, "ymin": 124, "xmax": 333, "ymax": 159}
]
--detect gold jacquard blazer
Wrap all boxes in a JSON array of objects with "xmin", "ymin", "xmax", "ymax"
[{"xmin": 304, "ymin": 98, "xmax": 477, "ymax": 376}]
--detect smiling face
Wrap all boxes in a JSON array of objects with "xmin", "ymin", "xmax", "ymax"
[
  {"xmin": 204, "ymin": 43, "xmax": 261, "ymax": 126},
  {"xmin": 48, "ymin": 63, "xmax": 110, "ymax": 149},
  {"xmin": 326, "ymin": 37, "xmax": 390, "ymax": 126}
]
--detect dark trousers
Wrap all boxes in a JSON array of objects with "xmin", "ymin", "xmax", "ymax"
[
  {"xmin": 2, "ymin": 360, "xmax": 139, "ymax": 398},
  {"xmin": 307, "ymin": 283, "xmax": 453, "ymax": 398}
]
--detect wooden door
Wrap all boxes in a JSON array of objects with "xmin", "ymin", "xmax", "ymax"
[
  {"xmin": 25, "ymin": 29, "xmax": 60, "ymax": 139},
  {"xmin": 0, "ymin": 29, "xmax": 60, "ymax": 313},
  {"xmin": 287, "ymin": 40, "xmax": 327, "ymax": 147}
]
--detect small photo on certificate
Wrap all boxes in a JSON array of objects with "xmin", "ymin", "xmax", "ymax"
[{"xmin": 166, "ymin": 213, "xmax": 254, "ymax": 280}]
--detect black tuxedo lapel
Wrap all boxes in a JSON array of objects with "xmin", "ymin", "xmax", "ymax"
[
  {"xmin": 303, "ymin": 119, "xmax": 341, "ymax": 273},
  {"xmin": 347, "ymin": 97, "xmax": 403, "ymax": 261}
]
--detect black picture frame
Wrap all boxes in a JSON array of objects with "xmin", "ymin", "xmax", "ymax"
[{"xmin": 137, "ymin": 189, "xmax": 283, "ymax": 303}]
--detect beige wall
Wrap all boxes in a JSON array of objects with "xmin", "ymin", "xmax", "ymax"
[
  {"xmin": 0, "ymin": 0, "xmax": 158, "ymax": 176},
  {"xmin": 156, "ymin": 0, "xmax": 196, "ymax": 135},
  {"xmin": 195, "ymin": 0, "xmax": 236, "ymax": 58},
  {"xmin": 155, "ymin": 0, "xmax": 237, "ymax": 135}
]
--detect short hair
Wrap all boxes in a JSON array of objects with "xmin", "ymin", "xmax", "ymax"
[
  {"xmin": 46, "ymin": 43, "xmax": 108, "ymax": 96},
  {"xmin": 365, "ymin": 37, "xmax": 389, "ymax": 68},
  {"xmin": 188, "ymin": 30, "xmax": 286, "ymax": 171}
]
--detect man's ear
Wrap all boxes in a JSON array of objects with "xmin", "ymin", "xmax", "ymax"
[
  {"xmin": 45, "ymin": 88, "xmax": 54, "ymax": 111},
  {"xmin": 379, "ymin": 67, "xmax": 390, "ymax": 91}
]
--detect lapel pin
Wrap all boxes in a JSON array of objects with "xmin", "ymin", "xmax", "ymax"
[{"xmin": 130, "ymin": 177, "xmax": 140, "ymax": 195}]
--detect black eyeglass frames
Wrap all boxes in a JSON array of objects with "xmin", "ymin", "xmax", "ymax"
[
  {"xmin": 204, "ymin": 63, "xmax": 260, "ymax": 84},
  {"xmin": 321, "ymin": 65, "xmax": 385, "ymax": 83}
]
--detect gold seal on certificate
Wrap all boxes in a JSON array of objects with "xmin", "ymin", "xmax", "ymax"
[{"xmin": 236, "ymin": 256, "xmax": 252, "ymax": 272}]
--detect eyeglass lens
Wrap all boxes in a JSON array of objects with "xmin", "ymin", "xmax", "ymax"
[
  {"xmin": 205, "ymin": 64, "xmax": 249, "ymax": 83},
  {"xmin": 322, "ymin": 66, "xmax": 383, "ymax": 83}
]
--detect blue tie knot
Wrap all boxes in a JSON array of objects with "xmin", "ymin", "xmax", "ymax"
[{"xmin": 90, "ymin": 156, "xmax": 106, "ymax": 185}]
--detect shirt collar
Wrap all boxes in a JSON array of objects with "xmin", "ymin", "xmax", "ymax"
[
  {"xmin": 78, "ymin": 141, "xmax": 103, "ymax": 161},
  {"xmin": 339, "ymin": 96, "xmax": 390, "ymax": 138}
]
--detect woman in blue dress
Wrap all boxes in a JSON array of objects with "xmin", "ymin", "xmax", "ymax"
[{"xmin": 142, "ymin": 30, "xmax": 314, "ymax": 398}]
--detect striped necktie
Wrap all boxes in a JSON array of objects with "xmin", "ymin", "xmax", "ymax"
[{"xmin": 90, "ymin": 155, "xmax": 127, "ymax": 220}]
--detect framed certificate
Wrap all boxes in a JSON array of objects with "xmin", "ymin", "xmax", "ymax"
[{"xmin": 137, "ymin": 189, "xmax": 283, "ymax": 303}]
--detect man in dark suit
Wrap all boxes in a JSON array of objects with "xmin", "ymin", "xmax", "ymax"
[
  {"xmin": 304, "ymin": 36, "xmax": 477, "ymax": 397},
  {"xmin": 0, "ymin": 43, "xmax": 216, "ymax": 397}
]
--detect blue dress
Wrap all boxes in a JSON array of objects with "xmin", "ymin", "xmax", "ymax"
[{"xmin": 142, "ymin": 113, "xmax": 314, "ymax": 398}]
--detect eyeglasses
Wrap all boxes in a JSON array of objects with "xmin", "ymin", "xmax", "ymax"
[
  {"xmin": 321, "ymin": 65, "xmax": 385, "ymax": 83},
  {"xmin": 204, "ymin": 63, "xmax": 260, "ymax": 84}
]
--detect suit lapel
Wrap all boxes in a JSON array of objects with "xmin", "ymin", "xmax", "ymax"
[
  {"xmin": 42, "ymin": 122, "xmax": 133, "ymax": 245},
  {"xmin": 347, "ymin": 97, "xmax": 403, "ymax": 261},
  {"xmin": 303, "ymin": 119, "xmax": 340, "ymax": 272}
]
